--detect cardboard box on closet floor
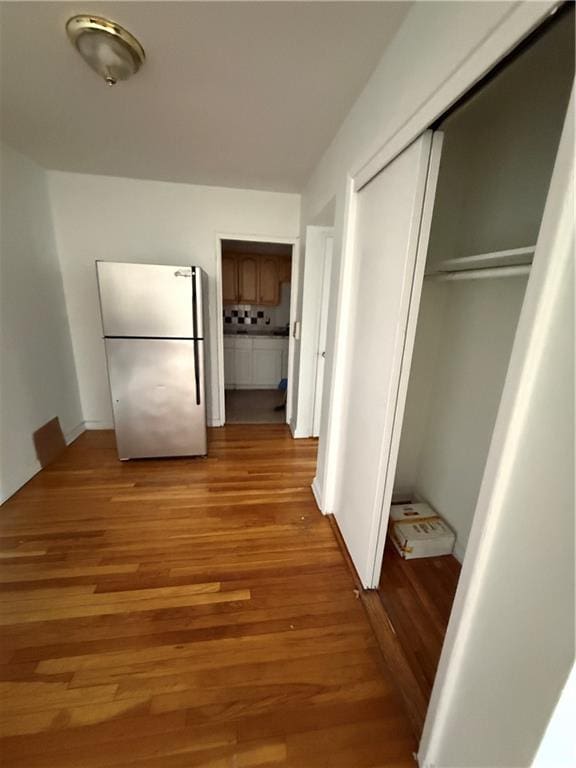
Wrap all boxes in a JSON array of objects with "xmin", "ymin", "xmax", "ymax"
[{"xmin": 389, "ymin": 502, "xmax": 455, "ymax": 559}]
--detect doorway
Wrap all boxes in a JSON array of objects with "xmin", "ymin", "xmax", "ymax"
[
  {"xmin": 217, "ymin": 238, "xmax": 295, "ymax": 425},
  {"xmin": 292, "ymin": 226, "xmax": 335, "ymax": 441}
]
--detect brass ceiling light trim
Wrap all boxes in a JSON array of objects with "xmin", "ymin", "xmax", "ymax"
[{"xmin": 66, "ymin": 15, "xmax": 145, "ymax": 86}]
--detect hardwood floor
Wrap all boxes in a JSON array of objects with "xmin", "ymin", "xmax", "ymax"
[
  {"xmin": 0, "ymin": 426, "xmax": 416, "ymax": 767},
  {"xmin": 366, "ymin": 542, "xmax": 461, "ymax": 737}
]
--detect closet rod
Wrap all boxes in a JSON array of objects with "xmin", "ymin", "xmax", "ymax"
[{"xmin": 425, "ymin": 265, "xmax": 531, "ymax": 282}]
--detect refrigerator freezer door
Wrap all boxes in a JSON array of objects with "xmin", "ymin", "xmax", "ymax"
[
  {"xmin": 97, "ymin": 262, "xmax": 195, "ymax": 338},
  {"xmin": 105, "ymin": 338, "xmax": 207, "ymax": 459}
]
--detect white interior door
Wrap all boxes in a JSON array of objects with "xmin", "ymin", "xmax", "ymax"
[
  {"xmin": 333, "ymin": 130, "xmax": 443, "ymax": 587},
  {"xmin": 312, "ymin": 236, "xmax": 333, "ymax": 437}
]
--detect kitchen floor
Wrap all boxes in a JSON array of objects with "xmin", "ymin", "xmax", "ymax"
[
  {"xmin": 225, "ymin": 389, "xmax": 286, "ymax": 423},
  {"xmin": 0, "ymin": 426, "xmax": 416, "ymax": 767}
]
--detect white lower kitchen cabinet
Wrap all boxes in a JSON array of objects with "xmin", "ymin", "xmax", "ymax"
[
  {"xmin": 223, "ymin": 344, "xmax": 236, "ymax": 387},
  {"xmin": 252, "ymin": 338, "xmax": 282, "ymax": 388},
  {"xmin": 224, "ymin": 335, "xmax": 288, "ymax": 389},
  {"xmin": 233, "ymin": 337, "xmax": 253, "ymax": 387}
]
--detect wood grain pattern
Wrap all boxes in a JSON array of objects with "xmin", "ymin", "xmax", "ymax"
[
  {"xmin": 0, "ymin": 426, "xmax": 416, "ymax": 766},
  {"xmin": 327, "ymin": 514, "xmax": 460, "ymax": 739},
  {"xmin": 374, "ymin": 542, "xmax": 461, "ymax": 737}
]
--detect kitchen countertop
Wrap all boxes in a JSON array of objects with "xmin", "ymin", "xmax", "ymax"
[{"xmin": 224, "ymin": 327, "xmax": 289, "ymax": 338}]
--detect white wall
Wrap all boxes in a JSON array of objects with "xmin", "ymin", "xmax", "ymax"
[
  {"xmin": 393, "ymin": 282, "xmax": 447, "ymax": 495},
  {"xmin": 273, "ymin": 282, "xmax": 291, "ymax": 328},
  {"xmin": 532, "ymin": 663, "xmax": 576, "ymax": 768},
  {"xmin": 48, "ymin": 171, "xmax": 299, "ymax": 428},
  {"xmin": 0, "ymin": 144, "xmax": 82, "ymax": 502},
  {"xmin": 414, "ymin": 277, "xmax": 528, "ymax": 559}
]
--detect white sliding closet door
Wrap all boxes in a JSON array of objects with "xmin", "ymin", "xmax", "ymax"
[{"xmin": 334, "ymin": 130, "xmax": 443, "ymax": 588}]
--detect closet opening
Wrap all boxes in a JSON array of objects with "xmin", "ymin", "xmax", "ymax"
[{"xmin": 375, "ymin": 4, "xmax": 574, "ymax": 736}]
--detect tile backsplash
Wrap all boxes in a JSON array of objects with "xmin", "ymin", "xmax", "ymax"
[
  {"xmin": 223, "ymin": 306, "xmax": 270, "ymax": 326},
  {"xmin": 223, "ymin": 284, "xmax": 291, "ymax": 328}
]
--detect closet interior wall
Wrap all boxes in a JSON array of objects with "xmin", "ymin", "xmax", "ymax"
[{"xmin": 393, "ymin": 10, "xmax": 574, "ymax": 562}]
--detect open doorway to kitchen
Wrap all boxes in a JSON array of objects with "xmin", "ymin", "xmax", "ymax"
[{"xmin": 218, "ymin": 238, "xmax": 295, "ymax": 424}]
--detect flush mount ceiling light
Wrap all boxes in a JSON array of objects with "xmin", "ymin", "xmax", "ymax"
[{"xmin": 66, "ymin": 15, "xmax": 145, "ymax": 86}]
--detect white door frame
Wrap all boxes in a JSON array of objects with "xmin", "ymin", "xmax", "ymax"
[
  {"xmin": 292, "ymin": 225, "xmax": 334, "ymax": 439},
  {"xmin": 214, "ymin": 233, "xmax": 299, "ymax": 427},
  {"xmin": 312, "ymin": 234, "xmax": 334, "ymax": 438}
]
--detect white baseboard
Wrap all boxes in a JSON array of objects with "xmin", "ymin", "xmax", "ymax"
[
  {"xmin": 228, "ymin": 385, "xmax": 283, "ymax": 390},
  {"xmin": 1, "ymin": 421, "xmax": 87, "ymax": 505},
  {"xmin": 392, "ymin": 486, "xmax": 416, "ymax": 502},
  {"xmin": 311, "ymin": 476, "xmax": 324, "ymax": 512},
  {"xmin": 453, "ymin": 540, "xmax": 465, "ymax": 564},
  {"xmin": 289, "ymin": 419, "xmax": 310, "ymax": 439},
  {"xmin": 0, "ymin": 459, "xmax": 41, "ymax": 505},
  {"xmin": 65, "ymin": 421, "xmax": 86, "ymax": 445}
]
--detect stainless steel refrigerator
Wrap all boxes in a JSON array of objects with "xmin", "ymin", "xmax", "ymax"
[{"xmin": 96, "ymin": 261, "xmax": 207, "ymax": 460}]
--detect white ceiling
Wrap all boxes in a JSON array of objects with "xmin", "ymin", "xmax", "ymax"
[{"xmin": 0, "ymin": 2, "xmax": 410, "ymax": 192}]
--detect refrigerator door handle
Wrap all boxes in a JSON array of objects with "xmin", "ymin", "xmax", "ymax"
[
  {"xmin": 191, "ymin": 268, "xmax": 200, "ymax": 404},
  {"xmin": 191, "ymin": 267, "xmax": 202, "ymax": 404},
  {"xmin": 193, "ymin": 338, "xmax": 201, "ymax": 406},
  {"xmin": 191, "ymin": 266, "xmax": 205, "ymax": 340},
  {"xmin": 191, "ymin": 267, "xmax": 199, "ymax": 340}
]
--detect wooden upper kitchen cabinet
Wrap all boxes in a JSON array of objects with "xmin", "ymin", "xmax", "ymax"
[
  {"xmin": 238, "ymin": 256, "xmax": 259, "ymax": 304},
  {"xmin": 223, "ymin": 253, "xmax": 291, "ymax": 305},
  {"xmin": 258, "ymin": 256, "xmax": 280, "ymax": 305},
  {"xmin": 222, "ymin": 255, "xmax": 239, "ymax": 304}
]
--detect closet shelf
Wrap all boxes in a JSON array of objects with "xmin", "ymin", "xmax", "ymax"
[
  {"xmin": 425, "ymin": 265, "xmax": 531, "ymax": 282},
  {"xmin": 425, "ymin": 245, "xmax": 535, "ymax": 280}
]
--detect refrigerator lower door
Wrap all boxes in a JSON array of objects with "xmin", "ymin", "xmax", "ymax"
[{"xmin": 105, "ymin": 338, "xmax": 207, "ymax": 459}]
